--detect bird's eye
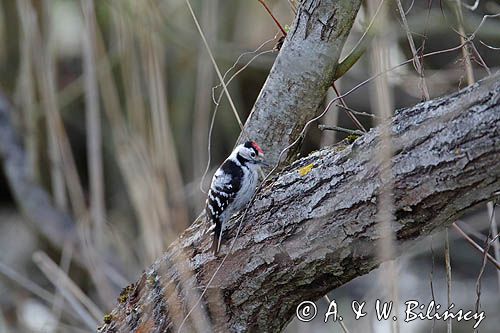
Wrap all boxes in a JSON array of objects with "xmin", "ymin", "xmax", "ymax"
[{"xmin": 251, "ymin": 152, "xmax": 256, "ymax": 157}]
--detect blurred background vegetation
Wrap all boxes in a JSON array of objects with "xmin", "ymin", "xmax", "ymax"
[{"xmin": 0, "ymin": 0, "xmax": 499, "ymax": 332}]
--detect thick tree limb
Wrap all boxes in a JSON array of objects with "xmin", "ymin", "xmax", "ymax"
[
  {"xmin": 100, "ymin": 75, "xmax": 500, "ymax": 332},
  {"xmin": 237, "ymin": 0, "xmax": 362, "ymax": 167}
]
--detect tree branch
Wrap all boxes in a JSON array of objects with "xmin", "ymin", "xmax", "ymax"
[
  {"xmin": 100, "ymin": 75, "xmax": 500, "ymax": 332},
  {"xmin": 237, "ymin": 0, "xmax": 363, "ymax": 168}
]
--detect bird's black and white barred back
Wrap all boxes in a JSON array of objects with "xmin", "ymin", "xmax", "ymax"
[{"xmin": 206, "ymin": 141, "xmax": 266, "ymax": 254}]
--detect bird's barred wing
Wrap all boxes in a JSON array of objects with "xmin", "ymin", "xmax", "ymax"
[
  {"xmin": 205, "ymin": 157, "xmax": 245, "ymax": 254},
  {"xmin": 206, "ymin": 173, "xmax": 236, "ymax": 220},
  {"xmin": 205, "ymin": 160, "xmax": 243, "ymax": 221}
]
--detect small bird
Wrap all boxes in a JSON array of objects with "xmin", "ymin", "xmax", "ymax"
[{"xmin": 206, "ymin": 141, "xmax": 266, "ymax": 254}]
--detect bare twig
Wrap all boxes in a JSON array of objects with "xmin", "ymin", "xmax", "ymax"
[
  {"xmin": 257, "ymin": 0, "xmax": 287, "ymax": 35},
  {"xmin": 396, "ymin": 0, "xmax": 430, "ymax": 99},
  {"xmin": 486, "ymin": 202, "xmax": 500, "ymax": 290},
  {"xmin": 318, "ymin": 125, "xmax": 365, "ymax": 136},
  {"xmin": 201, "ymin": 40, "xmax": 276, "ymax": 193},
  {"xmin": 193, "ymin": 0, "xmax": 218, "ymax": 205},
  {"xmin": 468, "ymin": 41, "xmax": 491, "ymax": 75},
  {"xmin": 479, "ymin": 40, "xmax": 500, "ymax": 50},
  {"xmin": 444, "ymin": 229, "xmax": 452, "ymax": 333},
  {"xmin": 453, "ymin": 0, "xmax": 475, "ymax": 85},
  {"xmin": 335, "ymin": 0, "xmax": 385, "ymax": 80},
  {"xmin": 474, "ymin": 205, "xmax": 498, "ymax": 332},
  {"xmin": 185, "ymin": 0, "xmax": 243, "ymax": 131},
  {"xmin": 462, "ymin": 0, "xmax": 480, "ymax": 11},
  {"xmin": 452, "ymin": 223, "xmax": 500, "ymax": 269},
  {"xmin": 336, "ymin": 104, "xmax": 377, "ymax": 118},
  {"xmin": 332, "ymin": 82, "xmax": 367, "ymax": 132},
  {"xmin": 429, "ymin": 237, "xmax": 437, "ymax": 333}
]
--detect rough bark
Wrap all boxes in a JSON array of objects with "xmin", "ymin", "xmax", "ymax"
[
  {"xmin": 237, "ymin": 0, "xmax": 362, "ymax": 168},
  {"xmin": 99, "ymin": 75, "xmax": 500, "ymax": 333}
]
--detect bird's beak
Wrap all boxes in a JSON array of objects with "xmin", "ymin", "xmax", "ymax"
[{"xmin": 258, "ymin": 156, "xmax": 270, "ymax": 167}]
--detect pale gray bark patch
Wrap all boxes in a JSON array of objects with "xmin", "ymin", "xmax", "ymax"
[
  {"xmin": 237, "ymin": 0, "xmax": 363, "ymax": 169},
  {"xmin": 99, "ymin": 75, "xmax": 500, "ymax": 333}
]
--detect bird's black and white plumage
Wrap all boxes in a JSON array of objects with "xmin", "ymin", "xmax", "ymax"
[{"xmin": 206, "ymin": 141, "xmax": 265, "ymax": 254}]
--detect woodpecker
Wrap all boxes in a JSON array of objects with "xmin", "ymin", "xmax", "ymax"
[{"xmin": 206, "ymin": 141, "xmax": 266, "ymax": 254}]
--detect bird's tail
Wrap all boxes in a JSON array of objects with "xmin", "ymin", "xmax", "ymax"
[{"xmin": 212, "ymin": 219, "xmax": 222, "ymax": 254}]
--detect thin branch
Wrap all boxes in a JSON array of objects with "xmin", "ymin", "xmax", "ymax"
[
  {"xmin": 257, "ymin": 0, "xmax": 287, "ymax": 35},
  {"xmin": 454, "ymin": 0, "xmax": 475, "ymax": 85},
  {"xmin": 444, "ymin": 229, "xmax": 452, "ymax": 333},
  {"xmin": 468, "ymin": 41, "xmax": 491, "ymax": 75},
  {"xmin": 470, "ymin": 12, "xmax": 500, "ymax": 39},
  {"xmin": 429, "ymin": 237, "xmax": 437, "ymax": 333},
  {"xmin": 396, "ymin": 0, "xmax": 430, "ymax": 100},
  {"xmin": 451, "ymin": 223, "xmax": 500, "ymax": 269},
  {"xmin": 332, "ymin": 83, "xmax": 367, "ymax": 132},
  {"xmin": 486, "ymin": 202, "xmax": 500, "ymax": 290},
  {"xmin": 404, "ymin": 0, "xmax": 416, "ymax": 15},
  {"xmin": 200, "ymin": 42, "xmax": 276, "ymax": 194},
  {"xmin": 336, "ymin": 104, "xmax": 377, "ymax": 118},
  {"xmin": 185, "ymin": 0, "xmax": 244, "ymax": 131},
  {"xmin": 334, "ymin": 0, "xmax": 386, "ymax": 80},
  {"xmin": 318, "ymin": 125, "xmax": 365, "ymax": 136},
  {"xmin": 473, "ymin": 205, "xmax": 498, "ymax": 332},
  {"xmin": 462, "ymin": 0, "xmax": 480, "ymax": 11},
  {"xmin": 479, "ymin": 40, "xmax": 500, "ymax": 50}
]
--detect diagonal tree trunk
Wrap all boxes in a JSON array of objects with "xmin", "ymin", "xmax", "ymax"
[{"xmin": 98, "ymin": 74, "xmax": 500, "ymax": 332}]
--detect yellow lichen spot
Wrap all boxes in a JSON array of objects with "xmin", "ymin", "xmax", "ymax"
[
  {"xmin": 117, "ymin": 284, "xmax": 134, "ymax": 303},
  {"xmin": 146, "ymin": 276, "xmax": 156, "ymax": 286},
  {"xmin": 345, "ymin": 134, "xmax": 360, "ymax": 143},
  {"xmin": 103, "ymin": 314, "xmax": 113, "ymax": 324},
  {"xmin": 298, "ymin": 163, "xmax": 314, "ymax": 176},
  {"xmin": 118, "ymin": 293, "xmax": 128, "ymax": 303}
]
